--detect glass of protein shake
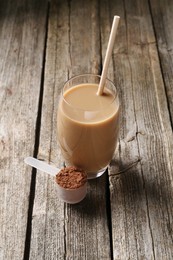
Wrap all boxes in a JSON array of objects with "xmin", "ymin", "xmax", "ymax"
[{"xmin": 57, "ymin": 74, "xmax": 120, "ymax": 179}]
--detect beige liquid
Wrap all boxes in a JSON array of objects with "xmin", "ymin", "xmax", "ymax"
[{"xmin": 57, "ymin": 83, "xmax": 119, "ymax": 175}]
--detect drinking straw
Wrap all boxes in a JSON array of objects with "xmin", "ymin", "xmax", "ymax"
[{"xmin": 97, "ymin": 16, "xmax": 120, "ymax": 95}]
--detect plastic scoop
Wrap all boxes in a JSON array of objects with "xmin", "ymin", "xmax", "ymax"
[
  {"xmin": 24, "ymin": 157, "xmax": 87, "ymax": 204},
  {"xmin": 97, "ymin": 15, "xmax": 120, "ymax": 95},
  {"xmin": 24, "ymin": 157, "xmax": 58, "ymax": 176}
]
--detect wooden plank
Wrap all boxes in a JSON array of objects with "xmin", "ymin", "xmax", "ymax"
[
  {"xmin": 30, "ymin": 0, "xmax": 111, "ymax": 259},
  {"xmin": 149, "ymin": 0, "xmax": 173, "ymax": 124},
  {"xmin": 0, "ymin": 0, "xmax": 48, "ymax": 260},
  {"xmin": 100, "ymin": 0, "xmax": 173, "ymax": 259}
]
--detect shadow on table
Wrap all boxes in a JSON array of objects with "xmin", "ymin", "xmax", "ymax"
[
  {"xmin": 67, "ymin": 171, "xmax": 109, "ymax": 218},
  {"xmin": 65, "ymin": 159, "xmax": 172, "ymax": 223},
  {"xmin": 109, "ymin": 159, "xmax": 173, "ymax": 213}
]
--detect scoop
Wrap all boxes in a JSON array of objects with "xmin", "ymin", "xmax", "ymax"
[{"xmin": 24, "ymin": 157, "xmax": 87, "ymax": 204}]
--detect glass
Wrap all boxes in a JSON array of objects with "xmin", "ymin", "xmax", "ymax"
[{"xmin": 57, "ymin": 74, "xmax": 120, "ymax": 179}]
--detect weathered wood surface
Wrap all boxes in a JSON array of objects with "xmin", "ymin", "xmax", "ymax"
[
  {"xmin": 103, "ymin": 0, "xmax": 173, "ymax": 259},
  {"xmin": 150, "ymin": 0, "xmax": 173, "ymax": 124},
  {"xmin": 30, "ymin": 0, "xmax": 111, "ymax": 259},
  {"xmin": 0, "ymin": 0, "xmax": 48, "ymax": 259},
  {"xmin": 0, "ymin": 0, "xmax": 173, "ymax": 259}
]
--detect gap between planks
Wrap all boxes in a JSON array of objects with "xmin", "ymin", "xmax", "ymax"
[
  {"xmin": 23, "ymin": 2, "xmax": 50, "ymax": 260},
  {"xmin": 148, "ymin": 0, "xmax": 173, "ymax": 128}
]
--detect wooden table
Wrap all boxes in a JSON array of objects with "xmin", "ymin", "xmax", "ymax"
[{"xmin": 0, "ymin": 0, "xmax": 173, "ymax": 259}]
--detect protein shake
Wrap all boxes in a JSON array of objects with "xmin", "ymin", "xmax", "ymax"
[{"xmin": 57, "ymin": 74, "xmax": 120, "ymax": 179}]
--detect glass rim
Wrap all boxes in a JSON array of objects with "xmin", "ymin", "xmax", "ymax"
[{"xmin": 61, "ymin": 74, "xmax": 119, "ymax": 112}]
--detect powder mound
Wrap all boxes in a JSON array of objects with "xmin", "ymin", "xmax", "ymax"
[{"xmin": 56, "ymin": 166, "xmax": 87, "ymax": 189}]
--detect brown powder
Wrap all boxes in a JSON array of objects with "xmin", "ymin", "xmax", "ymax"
[{"xmin": 55, "ymin": 166, "xmax": 87, "ymax": 189}]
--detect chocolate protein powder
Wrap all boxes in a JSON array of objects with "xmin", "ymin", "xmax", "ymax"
[{"xmin": 56, "ymin": 166, "xmax": 87, "ymax": 189}]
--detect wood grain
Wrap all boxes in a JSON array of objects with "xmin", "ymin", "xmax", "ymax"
[
  {"xmin": 0, "ymin": 0, "xmax": 47, "ymax": 259},
  {"xmin": 1, "ymin": 0, "xmax": 173, "ymax": 259},
  {"xmin": 100, "ymin": 0, "xmax": 173, "ymax": 259},
  {"xmin": 150, "ymin": 0, "xmax": 173, "ymax": 124},
  {"xmin": 30, "ymin": 0, "xmax": 111, "ymax": 259}
]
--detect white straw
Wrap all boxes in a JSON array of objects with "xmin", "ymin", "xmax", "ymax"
[{"xmin": 97, "ymin": 16, "xmax": 120, "ymax": 95}]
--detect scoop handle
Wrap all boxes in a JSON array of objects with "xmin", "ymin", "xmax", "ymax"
[{"xmin": 24, "ymin": 157, "xmax": 59, "ymax": 176}]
